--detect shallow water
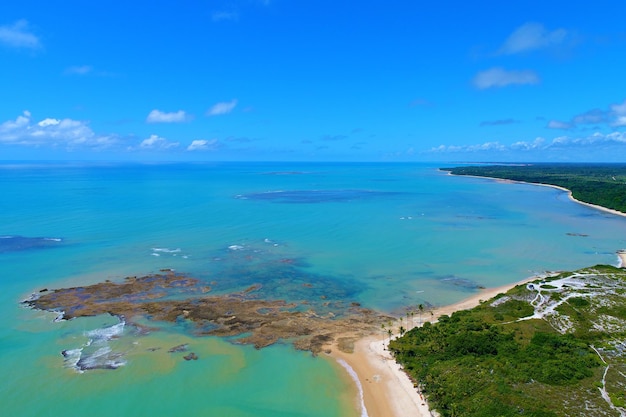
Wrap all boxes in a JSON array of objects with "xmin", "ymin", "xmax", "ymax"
[{"xmin": 2, "ymin": 162, "xmax": 625, "ymax": 416}]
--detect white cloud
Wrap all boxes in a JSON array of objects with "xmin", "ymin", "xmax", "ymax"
[
  {"xmin": 430, "ymin": 141, "xmax": 506, "ymax": 153},
  {"xmin": 547, "ymin": 120, "xmax": 573, "ymax": 130},
  {"xmin": 207, "ymin": 99, "xmax": 237, "ymax": 116},
  {"xmin": 0, "ymin": 111, "xmax": 117, "ymax": 149},
  {"xmin": 139, "ymin": 134, "xmax": 179, "ymax": 150},
  {"xmin": 187, "ymin": 139, "xmax": 219, "ymax": 151},
  {"xmin": 38, "ymin": 118, "xmax": 60, "ymax": 127},
  {"xmin": 572, "ymin": 109, "xmax": 607, "ymax": 125},
  {"xmin": 0, "ymin": 20, "xmax": 41, "ymax": 49},
  {"xmin": 146, "ymin": 109, "xmax": 188, "ymax": 123},
  {"xmin": 430, "ymin": 132, "xmax": 626, "ymax": 155},
  {"xmin": 613, "ymin": 117, "xmax": 626, "ymax": 127},
  {"xmin": 212, "ymin": 11, "xmax": 239, "ymax": 22},
  {"xmin": 1, "ymin": 111, "xmax": 31, "ymax": 131},
  {"xmin": 480, "ymin": 119, "xmax": 519, "ymax": 127},
  {"xmin": 499, "ymin": 22, "xmax": 567, "ymax": 55},
  {"xmin": 546, "ymin": 132, "xmax": 626, "ymax": 147},
  {"xmin": 545, "ymin": 100, "xmax": 624, "ymax": 130},
  {"xmin": 64, "ymin": 65, "xmax": 93, "ymax": 75},
  {"xmin": 473, "ymin": 67, "xmax": 539, "ymax": 89},
  {"xmin": 611, "ymin": 100, "xmax": 626, "ymax": 127},
  {"xmin": 510, "ymin": 137, "xmax": 545, "ymax": 150}
]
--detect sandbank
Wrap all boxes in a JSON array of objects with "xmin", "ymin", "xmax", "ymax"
[{"xmin": 330, "ymin": 276, "xmax": 538, "ymax": 417}]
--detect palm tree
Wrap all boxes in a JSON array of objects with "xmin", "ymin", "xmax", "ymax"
[
  {"xmin": 399, "ymin": 326, "xmax": 406, "ymax": 336},
  {"xmin": 387, "ymin": 329, "xmax": 393, "ymax": 347},
  {"xmin": 418, "ymin": 303, "xmax": 424, "ymax": 326}
]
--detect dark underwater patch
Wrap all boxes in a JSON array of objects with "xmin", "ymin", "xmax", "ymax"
[
  {"xmin": 439, "ymin": 275, "xmax": 484, "ymax": 290},
  {"xmin": 0, "ymin": 235, "xmax": 63, "ymax": 253},
  {"xmin": 235, "ymin": 189, "xmax": 405, "ymax": 203}
]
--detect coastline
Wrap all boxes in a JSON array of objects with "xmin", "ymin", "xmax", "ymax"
[
  {"xmin": 618, "ymin": 251, "xmax": 626, "ymax": 268},
  {"xmin": 442, "ymin": 170, "xmax": 626, "ymax": 220},
  {"xmin": 329, "ymin": 276, "xmax": 538, "ymax": 417},
  {"xmin": 459, "ymin": 175, "xmax": 626, "ymax": 269}
]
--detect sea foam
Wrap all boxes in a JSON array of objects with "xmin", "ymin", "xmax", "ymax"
[
  {"xmin": 152, "ymin": 248, "xmax": 181, "ymax": 253},
  {"xmin": 337, "ymin": 359, "xmax": 369, "ymax": 417},
  {"xmin": 63, "ymin": 321, "xmax": 127, "ymax": 372},
  {"xmin": 85, "ymin": 321, "xmax": 125, "ymax": 341}
]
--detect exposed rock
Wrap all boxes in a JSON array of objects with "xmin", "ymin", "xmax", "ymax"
[
  {"xmin": 23, "ymin": 271, "xmax": 393, "ymax": 354},
  {"xmin": 168, "ymin": 344, "xmax": 189, "ymax": 353}
]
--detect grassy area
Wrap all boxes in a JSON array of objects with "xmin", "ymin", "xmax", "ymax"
[{"xmin": 390, "ymin": 265, "xmax": 626, "ymax": 417}]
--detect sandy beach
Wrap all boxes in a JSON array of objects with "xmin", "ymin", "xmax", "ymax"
[
  {"xmin": 618, "ymin": 251, "xmax": 626, "ymax": 268},
  {"xmin": 330, "ymin": 276, "xmax": 538, "ymax": 417}
]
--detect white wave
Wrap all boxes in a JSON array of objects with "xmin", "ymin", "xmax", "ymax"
[
  {"xmin": 337, "ymin": 359, "xmax": 369, "ymax": 417},
  {"xmin": 22, "ymin": 292, "xmax": 40, "ymax": 302},
  {"xmin": 63, "ymin": 321, "xmax": 128, "ymax": 372},
  {"xmin": 151, "ymin": 253, "xmax": 160, "ymax": 256},
  {"xmin": 44, "ymin": 238, "xmax": 62, "ymax": 242},
  {"xmin": 53, "ymin": 311, "xmax": 66, "ymax": 322},
  {"xmin": 151, "ymin": 247, "xmax": 181, "ymax": 253},
  {"xmin": 77, "ymin": 346, "xmax": 127, "ymax": 371},
  {"xmin": 228, "ymin": 245, "xmax": 244, "ymax": 251},
  {"xmin": 61, "ymin": 348, "xmax": 83, "ymax": 369},
  {"xmin": 85, "ymin": 322, "xmax": 125, "ymax": 341}
]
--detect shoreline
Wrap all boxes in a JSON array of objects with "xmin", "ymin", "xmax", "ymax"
[
  {"xmin": 443, "ymin": 170, "xmax": 626, "ymax": 220},
  {"xmin": 329, "ymin": 276, "xmax": 539, "ymax": 417},
  {"xmin": 618, "ymin": 251, "xmax": 626, "ymax": 268}
]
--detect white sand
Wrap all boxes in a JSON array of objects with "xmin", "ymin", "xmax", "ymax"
[
  {"xmin": 331, "ymin": 276, "xmax": 537, "ymax": 417},
  {"xmin": 618, "ymin": 251, "xmax": 626, "ymax": 268},
  {"xmin": 331, "ymin": 336, "xmax": 432, "ymax": 417}
]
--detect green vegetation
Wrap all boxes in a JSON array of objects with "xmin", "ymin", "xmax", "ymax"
[
  {"xmin": 390, "ymin": 265, "xmax": 626, "ymax": 417},
  {"xmin": 441, "ymin": 164, "xmax": 626, "ymax": 214}
]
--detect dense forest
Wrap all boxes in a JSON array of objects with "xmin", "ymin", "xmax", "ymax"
[
  {"xmin": 390, "ymin": 265, "xmax": 626, "ymax": 417},
  {"xmin": 441, "ymin": 164, "xmax": 626, "ymax": 214}
]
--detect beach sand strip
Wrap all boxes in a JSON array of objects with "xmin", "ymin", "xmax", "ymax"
[{"xmin": 329, "ymin": 276, "xmax": 538, "ymax": 417}]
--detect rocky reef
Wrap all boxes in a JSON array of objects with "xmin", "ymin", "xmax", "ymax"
[{"xmin": 24, "ymin": 270, "xmax": 389, "ymax": 355}]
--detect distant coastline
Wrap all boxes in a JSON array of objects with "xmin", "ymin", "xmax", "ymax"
[
  {"xmin": 440, "ymin": 165, "xmax": 626, "ymax": 218},
  {"xmin": 443, "ymin": 169, "xmax": 626, "ymax": 219},
  {"xmin": 443, "ymin": 169, "xmax": 626, "ymax": 267}
]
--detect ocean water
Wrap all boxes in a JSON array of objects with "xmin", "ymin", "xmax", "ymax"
[{"xmin": 2, "ymin": 161, "xmax": 626, "ymax": 417}]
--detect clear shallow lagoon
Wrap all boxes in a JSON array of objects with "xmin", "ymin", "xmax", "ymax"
[{"xmin": 2, "ymin": 162, "xmax": 626, "ymax": 416}]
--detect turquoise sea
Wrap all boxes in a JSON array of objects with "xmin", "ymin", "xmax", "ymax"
[{"xmin": 2, "ymin": 162, "xmax": 626, "ymax": 417}]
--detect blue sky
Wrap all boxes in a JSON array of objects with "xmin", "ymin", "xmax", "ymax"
[{"xmin": 1, "ymin": 0, "xmax": 625, "ymax": 162}]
